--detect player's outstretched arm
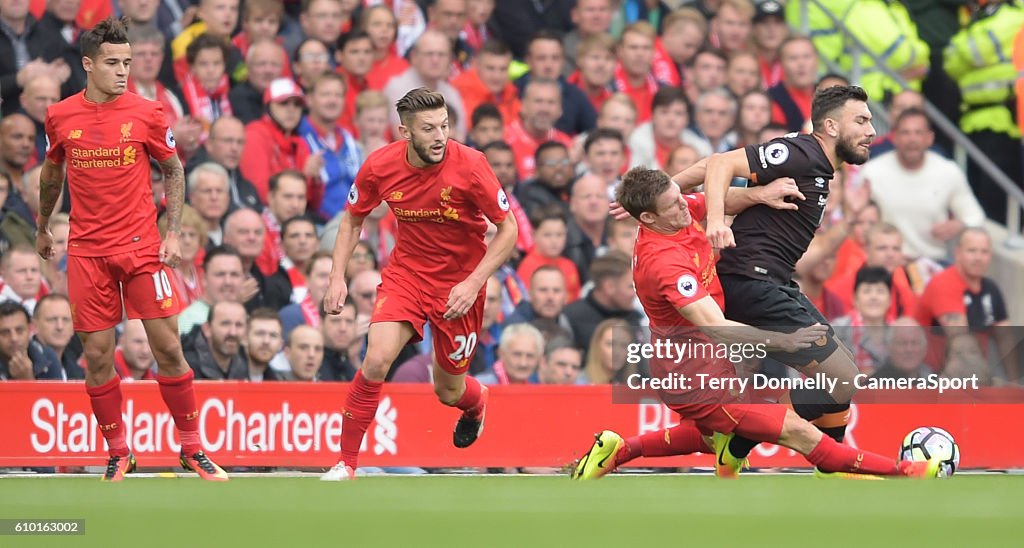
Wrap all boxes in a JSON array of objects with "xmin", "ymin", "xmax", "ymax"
[
  {"xmin": 677, "ymin": 296, "xmax": 828, "ymax": 353},
  {"xmin": 444, "ymin": 214, "xmax": 518, "ymax": 320},
  {"xmin": 670, "ymin": 156, "xmax": 709, "ymax": 192},
  {"xmin": 158, "ymin": 154, "xmax": 186, "ymax": 267},
  {"xmin": 35, "ymin": 158, "xmax": 65, "ymax": 260},
  {"xmin": 703, "ymin": 149, "xmax": 751, "ymax": 249},
  {"xmin": 323, "ymin": 211, "xmax": 366, "ymax": 315},
  {"xmin": 724, "ymin": 177, "xmax": 804, "ymax": 215}
]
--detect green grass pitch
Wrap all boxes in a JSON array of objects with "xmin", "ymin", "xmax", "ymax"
[{"xmin": 2, "ymin": 474, "xmax": 1023, "ymax": 547}]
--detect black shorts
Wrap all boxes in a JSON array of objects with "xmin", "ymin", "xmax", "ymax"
[{"xmin": 719, "ymin": 274, "xmax": 839, "ymax": 367}]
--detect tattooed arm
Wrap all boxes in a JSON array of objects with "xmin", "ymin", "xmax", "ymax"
[
  {"xmin": 157, "ymin": 154, "xmax": 185, "ymax": 266},
  {"xmin": 35, "ymin": 159, "xmax": 65, "ymax": 259}
]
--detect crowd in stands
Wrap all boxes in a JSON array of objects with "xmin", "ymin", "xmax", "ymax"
[{"xmin": 0, "ymin": 0, "xmax": 1020, "ymax": 386}]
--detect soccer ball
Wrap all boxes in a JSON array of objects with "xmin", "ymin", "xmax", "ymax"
[{"xmin": 899, "ymin": 427, "xmax": 960, "ymax": 478}]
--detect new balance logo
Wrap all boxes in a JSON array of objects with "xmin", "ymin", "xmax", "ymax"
[{"xmin": 68, "ymin": 129, "xmax": 82, "ymax": 139}]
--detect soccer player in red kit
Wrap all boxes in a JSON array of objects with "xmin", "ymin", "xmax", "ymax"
[
  {"xmin": 35, "ymin": 17, "xmax": 228, "ymax": 482},
  {"xmin": 572, "ymin": 167, "xmax": 939, "ymax": 480},
  {"xmin": 320, "ymin": 88, "xmax": 518, "ymax": 481}
]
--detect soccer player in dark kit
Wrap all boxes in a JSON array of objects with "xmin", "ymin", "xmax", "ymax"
[
  {"xmin": 572, "ymin": 167, "xmax": 938, "ymax": 481},
  {"xmin": 701, "ymin": 85, "xmax": 879, "ymax": 477}
]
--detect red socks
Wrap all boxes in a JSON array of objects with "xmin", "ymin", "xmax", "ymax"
[
  {"xmin": 453, "ymin": 376, "xmax": 484, "ymax": 418},
  {"xmin": 87, "ymin": 376, "xmax": 129, "ymax": 457},
  {"xmin": 806, "ymin": 435, "xmax": 900, "ymax": 476},
  {"xmin": 340, "ymin": 370, "xmax": 384, "ymax": 468},
  {"xmin": 157, "ymin": 370, "xmax": 201, "ymax": 455},
  {"xmin": 618, "ymin": 424, "xmax": 709, "ymax": 466}
]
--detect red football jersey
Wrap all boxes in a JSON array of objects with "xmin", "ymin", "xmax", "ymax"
[
  {"xmin": 632, "ymin": 193, "xmax": 724, "ymax": 329},
  {"xmin": 45, "ymin": 92, "xmax": 177, "ymax": 257},
  {"xmin": 346, "ymin": 139, "xmax": 510, "ymax": 292}
]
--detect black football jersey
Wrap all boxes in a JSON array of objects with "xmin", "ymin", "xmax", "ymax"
[{"xmin": 717, "ymin": 133, "xmax": 835, "ymax": 284}]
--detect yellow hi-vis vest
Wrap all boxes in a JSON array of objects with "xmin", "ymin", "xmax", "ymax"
[
  {"xmin": 786, "ymin": 0, "xmax": 929, "ymax": 102},
  {"xmin": 836, "ymin": 0, "xmax": 929, "ymax": 102},
  {"xmin": 1014, "ymin": 24, "xmax": 1024, "ymax": 137},
  {"xmin": 785, "ymin": 0, "xmax": 854, "ymax": 67},
  {"xmin": 944, "ymin": 1, "xmax": 1024, "ymax": 138}
]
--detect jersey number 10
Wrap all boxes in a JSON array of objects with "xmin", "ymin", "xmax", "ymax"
[{"xmin": 151, "ymin": 271, "xmax": 174, "ymax": 301}]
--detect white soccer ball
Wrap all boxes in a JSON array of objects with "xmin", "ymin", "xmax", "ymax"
[{"xmin": 899, "ymin": 426, "xmax": 960, "ymax": 478}]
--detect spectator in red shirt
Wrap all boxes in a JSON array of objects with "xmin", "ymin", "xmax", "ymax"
[
  {"xmin": 482, "ymin": 141, "xmax": 534, "ymax": 259},
  {"xmin": 181, "ymin": 34, "xmax": 234, "ymax": 142},
  {"xmin": 462, "ymin": 0, "xmax": 497, "ymax": 53},
  {"xmin": 629, "ymin": 86, "xmax": 694, "ymax": 171},
  {"xmin": 505, "ymin": 79, "xmax": 573, "ymax": 179},
  {"xmin": 751, "ymin": 0, "xmax": 787, "ymax": 89},
  {"xmin": 452, "ymin": 39, "xmax": 521, "ymax": 131},
  {"xmin": 231, "ymin": 0, "xmax": 286, "ymax": 61},
  {"xmin": 823, "ymin": 202, "xmax": 881, "ymax": 289},
  {"xmin": 239, "ymin": 78, "xmax": 313, "ymax": 201},
  {"xmin": 517, "ymin": 205, "xmax": 582, "ymax": 302},
  {"xmin": 657, "ymin": 8, "xmax": 707, "ymax": 87},
  {"xmin": 567, "ymin": 33, "xmax": 617, "ymax": 113},
  {"xmin": 359, "ymin": 4, "xmax": 410, "ymax": 90},
  {"xmin": 255, "ymin": 171, "xmax": 308, "ymax": 277},
  {"xmin": 832, "ymin": 266, "xmax": 894, "ymax": 375},
  {"xmin": 334, "ymin": 30, "xmax": 375, "ymax": 133},
  {"xmin": 796, "ymin": 254, "xmax": 848, "ymax": 323},
  {"xmin": 612, "ymin": 22, "xmax": 663, "ymax": 124},
  {"xmin": 915, "ymin": 228, "xmax": 1017, "ymax": 381},
  {"xmin": 829, "ymin": 222, "xmax": 918, "ymax": 322}
]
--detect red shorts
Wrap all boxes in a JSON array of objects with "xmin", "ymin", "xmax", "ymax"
[
  {"xmin": 672, "ymin": 402, "xmax": 786, "ymax": 442},
  {"xmin": 653, "ymin": 353, "xmax": 786, "ymax": 440},
  {"xmin": 371, "ymin": 269, "xmax": 484, "ymax": 375},
  {"xmin": 67, "ymin": 248, "xmax": 184, "ymax": 332}
]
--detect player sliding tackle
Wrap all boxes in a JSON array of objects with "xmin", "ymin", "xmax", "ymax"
[
  {"xmin": 602, "ymin": 86, "xmax": 883, "ymax": 478},
  {"xmin": 571, "ymin": 167, "xmax": 939, "ymax": 480},
  {"xmin": 36, "ymin": 16, "xmax": 227, "ymax": 481},
  {"xmin": 320, "ymin": 88, "xmax": 517, "ymax": 481}
]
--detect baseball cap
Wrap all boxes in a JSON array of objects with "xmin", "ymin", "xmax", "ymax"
[
  {"xmin": 754, "ymin": 0, "xmax": 784, "ymax": 23},
  {"xmin": 263, "ymin": 78, "xmax": 306, "ymax": 106}
]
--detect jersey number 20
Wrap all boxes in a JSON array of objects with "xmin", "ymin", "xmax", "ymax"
[
  {"xmin": 151, "ymin": 271, "xmax": 174, "ymax": 301},
  {"xmin": 448, "ymin": 333, "xmax": 478, "ymax": 361}
]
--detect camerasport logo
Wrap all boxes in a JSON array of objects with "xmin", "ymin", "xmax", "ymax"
[{"xmin": 26, "ymin": 396, "xmax": 399, "ymax": 456}]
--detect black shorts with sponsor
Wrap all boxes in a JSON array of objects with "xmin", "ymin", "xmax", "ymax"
[{"xmin": 720, "ymin": 274, "xmax": 839, "ymax": 367}]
